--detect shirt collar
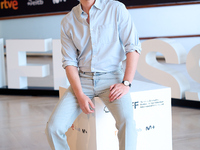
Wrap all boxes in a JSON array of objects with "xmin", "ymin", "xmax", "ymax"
[
  {"xmin": 93, "ymin": 0, "xmax": 102, "ymax": 10},
  {"xmin": 77, "ymin": 0, "xmax": 102, "ymax": 16},
  {"xmin": 77, "ymin": 3, "xmax": 84, "ymax": 16}
]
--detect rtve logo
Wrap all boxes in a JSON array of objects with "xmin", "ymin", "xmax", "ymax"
[{"xmin": 0, "ymin": 0, "xmax": 18, "ymax": 10}]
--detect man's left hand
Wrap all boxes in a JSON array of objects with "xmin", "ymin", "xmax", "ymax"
[{"xmin": 109, "ymin": 83, "xmax": 130, "ymax": 102}]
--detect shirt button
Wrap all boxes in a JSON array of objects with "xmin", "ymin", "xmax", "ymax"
[
  {"xmin": 91, "ymin": 28, "xmax": 93, "ymax": 31},
  {"xmin": 93, "ymin": 55, "xmax": 95, "ymax": 57}
]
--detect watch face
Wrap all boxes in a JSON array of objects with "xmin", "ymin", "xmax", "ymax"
[{"xmin": 124, "ymin": 81, "xmax": 129, "ymax": 86}]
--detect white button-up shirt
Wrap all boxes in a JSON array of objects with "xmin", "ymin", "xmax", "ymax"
[{"xmin": 61, "ymin": 0, "xmax": 142, "ymax": 72}]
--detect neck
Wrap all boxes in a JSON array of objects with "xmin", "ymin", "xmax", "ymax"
[{"xmin": 80, "ymin": 0, "xmax": 95, "ymax": 14}]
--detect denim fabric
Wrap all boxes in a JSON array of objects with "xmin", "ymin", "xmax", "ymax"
[{"xmin": 45, "ymin": 70, "xmax": 137, "ymax": 150}]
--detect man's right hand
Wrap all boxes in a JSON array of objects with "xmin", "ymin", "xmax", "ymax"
[
  {"xmin": 65, "ymin": 66, "xmax": 95, "ymax": 114},
  {"xmin": 77, "ymin": 93, "xmax": 95, "ymax": 114}
]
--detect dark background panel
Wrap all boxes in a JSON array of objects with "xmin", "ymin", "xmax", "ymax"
[
  {"xmin": 0, "ymin": 0, "xmax": 79, "ymax": 18},
  {"xmin": 0, "ymin": 0, "xmax": 199, "ymax": 19},
  {"xmin": 120, "ymin": 0, "xmax": 199, "ymax": 6}
]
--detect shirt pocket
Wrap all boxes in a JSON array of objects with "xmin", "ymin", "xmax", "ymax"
[{"xmin": 98, "ymin": 24, "xmax": 117, "ymax": 44}]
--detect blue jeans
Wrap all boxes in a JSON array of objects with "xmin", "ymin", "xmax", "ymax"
[{"xmin": 45, "ymin": 69, "xmax": 137, "ymax": 150}]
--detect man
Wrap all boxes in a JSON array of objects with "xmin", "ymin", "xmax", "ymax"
[{"xmin": 45, "ymin": 0, "xmax": 142, "ymax": 149}]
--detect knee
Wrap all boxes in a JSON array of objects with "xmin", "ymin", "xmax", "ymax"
[
  {"xmin": 45, "ymin": 121, "xmax": 61, "ymax": 136},
  {"xmin": 45, "ymin": 120, "xmax": 72, "ymax": 136},
  {"xmin": 116, "ymin": 115, "xmax": 135, "ymax": 130}
]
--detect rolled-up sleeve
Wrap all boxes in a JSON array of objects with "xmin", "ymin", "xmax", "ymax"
[
  {"xmin": 61, "ymin": 23, "xmax": 78, "ymax": 69},
  {"xmin": 117, "ymin": 3, "xmax": 142, "ymax": 54}
]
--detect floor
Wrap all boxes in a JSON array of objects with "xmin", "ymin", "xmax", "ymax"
[{"xmin": 172, "ymin": 106, "xmax": 200, "ymax": 150}]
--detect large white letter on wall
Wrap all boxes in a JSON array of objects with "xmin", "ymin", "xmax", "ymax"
[
  {"xmin": 186, "ymin": 44, "xmax": 200, "ymax": 83},
  {"xmin": 185, "ymin": 44, "xmax": 200, "ymax": 101},
  {"xmin": 6, "ymin": 39, "xmax": 52, "ymax": 89},
  {"xmin": 0, "ymin": 38, "xmax": 6, "ymax": 88},
  {"xmin": 52, "ymin": 39, "xmax": 69, "ymax": 90},
  {"xmin": 137, "ymin": 38, "xmax": 190, "ymax": 99}
]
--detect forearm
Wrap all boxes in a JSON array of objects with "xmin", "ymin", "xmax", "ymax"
[
  {"xmin": 123, "ymin": 51, "xmax": 140, "ymax": 83},
  {"xmin": 65, "ymin": 66, "xmax": 83, "ymax": 99}
]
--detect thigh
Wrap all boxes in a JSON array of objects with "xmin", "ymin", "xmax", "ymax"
[
  {"xmin": 96, "ymin": 70, "xmax": 133, "ymax": 119},
  {"xmin": 99, "ymin": 89, "xmax": 133, "ymax": 125},
  {"xmin": 48, "ymin": 86, "xmax": 82, "ymax": 130},
  {"xmin": 48, "ymin": 81, "xmax": 95, "ymax": 131}
]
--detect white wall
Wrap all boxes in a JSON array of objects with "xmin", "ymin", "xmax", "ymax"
[
  {"xmin": 0, "ymin": 4, "xmax": 200, "ymax": 53},
  {"xmin": 130, "ymin": 4, "xmax": 200, "ymax": 53},
  {"xmin": 0, "ymin": 15, "xmax": 65, "ymax": 42},
  {"xmin": 0, "ymin": 23, "xmax": 3, "ymax": 39},
  {"xmin": 130, "ymin": 4, "xmax": 200, "ymax": 37}
]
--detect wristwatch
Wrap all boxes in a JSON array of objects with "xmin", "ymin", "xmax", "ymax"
[{"xmin": 122, "ymin": 80, "xmax": 131, "ymax": 87}]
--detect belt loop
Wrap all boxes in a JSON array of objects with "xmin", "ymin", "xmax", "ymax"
[{"xmin": 80, "ymin": 70, "xmax": 85, "ymax": 74}]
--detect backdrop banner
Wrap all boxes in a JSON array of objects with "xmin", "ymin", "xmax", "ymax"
[{"xmin": 0, "ymin": 0, "xmax": 199, "ymax": 18}]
